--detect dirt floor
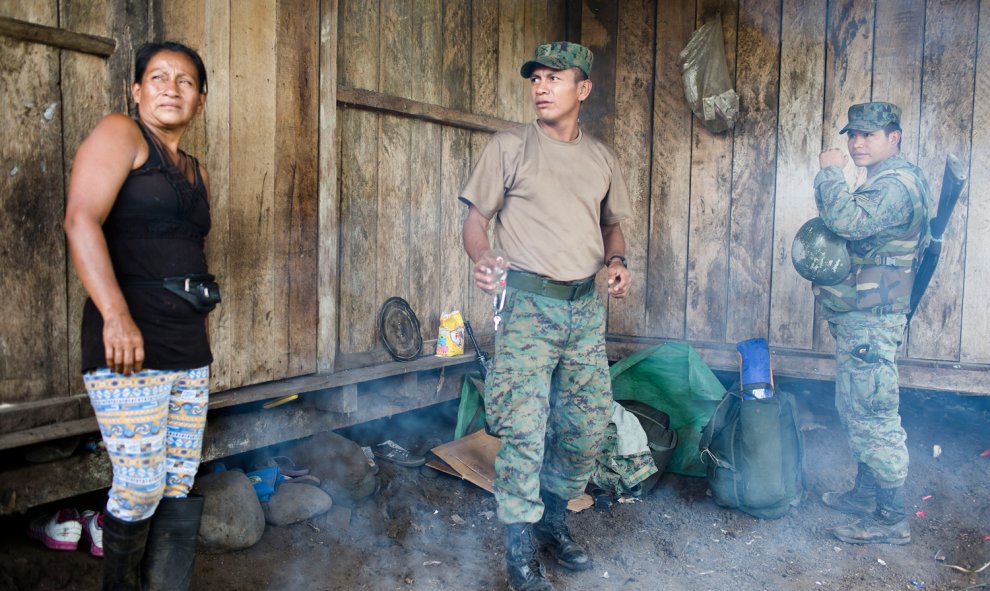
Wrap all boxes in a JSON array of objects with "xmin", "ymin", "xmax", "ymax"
[{"xmin": 1, "ymin": 376, "xmax": 988, "ymax": 591}]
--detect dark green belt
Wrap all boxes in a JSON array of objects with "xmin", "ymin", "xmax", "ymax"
[{"xmin": 506, "ymin": 270, "xmax": 595, "ymax": 301}]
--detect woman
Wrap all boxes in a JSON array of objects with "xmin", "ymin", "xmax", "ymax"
[{"xmin": 64, "ymin": 41, "xmax": 217, "ymax": 591}]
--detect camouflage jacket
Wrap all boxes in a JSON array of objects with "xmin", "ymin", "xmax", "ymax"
[{"xmin": 812, "ymin": 154, "xmax": 932, "ymax": 315}]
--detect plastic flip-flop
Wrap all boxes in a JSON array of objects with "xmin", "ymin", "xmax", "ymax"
[{"xmin": 270, "ymin": 456, "xmax": 309, "ymax": 478}]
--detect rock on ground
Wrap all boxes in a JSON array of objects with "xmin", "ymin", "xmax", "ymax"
[{"xmin": 193, "ymin": 470, "xmax": 266, "ymax": 553}]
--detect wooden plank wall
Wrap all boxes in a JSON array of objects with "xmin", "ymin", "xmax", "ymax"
[
  {"xmin": 159, "ymin": 0, "xmax": 320, "ymax": 391},
  {"xmin": 3, "ymin": 0, "xmax": 990, "ymax": 421},
  {"xmin": 334, "ymin": 0, "xmax": 566, "ymax": 367},
  {"xmin": 591, "ymin": 0, "xmax": 989, "ymax": 393},
  {"xmin": 0, "ymin": 0, "xmax": 147, "ymax": 407}
]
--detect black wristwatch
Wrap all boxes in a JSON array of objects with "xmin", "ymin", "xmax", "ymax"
[{"xmin": 606, "ymin": 255, "xmax": 628, "ymax": 269}]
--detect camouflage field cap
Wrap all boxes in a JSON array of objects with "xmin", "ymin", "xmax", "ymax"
[
  {"xmin": 520, "ymin": 41, "xmax": 593, "ymax": 78},
  {"xmin": 840, "ymin": 101, "xmax": 902, "ymax": 134}
]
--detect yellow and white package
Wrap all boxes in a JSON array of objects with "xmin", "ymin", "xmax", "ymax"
[{"xmin": 436, "ymin": 311, "xmax": 465, "ymax": 357}]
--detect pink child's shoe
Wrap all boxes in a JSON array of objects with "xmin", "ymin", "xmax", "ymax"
[
  {"xmin": 27, "ymin": 508, "xmax": 82, "ymax": 551},
  {"xmin": 80, "ymin": 510, "xmax": 104, "ymax": 557}
]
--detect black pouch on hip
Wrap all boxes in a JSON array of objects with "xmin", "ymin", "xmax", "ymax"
[{"xmin": 162, "ymin": 274, "xmax": 221, "ymax": 313}]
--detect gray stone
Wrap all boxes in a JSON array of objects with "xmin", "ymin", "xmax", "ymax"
[
  {"xmin": 264, "ymin": 482, "xmax": 333, "ymax": 526},
  {"xmin": 192, "ymin": 471, "xmax": 266, "ymax": 553},
  {"xmin": 285, "ymin": 431, "xmax": 378, "ymax": 506}
]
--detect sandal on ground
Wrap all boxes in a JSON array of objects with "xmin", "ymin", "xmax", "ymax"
[
  {"xmin": 270, "ymin": 456, "xmax": 310, "ymax": 478},
  {"xmin": 372, "ymin": 440, "xmax": 426, "ymax": 468}
]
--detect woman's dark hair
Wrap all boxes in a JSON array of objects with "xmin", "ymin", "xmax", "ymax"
[{"xmin": 134, "ymin": 41, "xmax": 208, "ymax": 93}]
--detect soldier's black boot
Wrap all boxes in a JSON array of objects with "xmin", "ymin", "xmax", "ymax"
[
  {"xmin": 533, "ymin": 492, "xmax": 591, "ymax": 571},
  {"xmin": 101, "ymin": 512, "xmax": 151, "ymax": 591},
  {"xmin": 833, "ymin": 485, "xmax": 911, "ymax": 545},
  {"xmin": 505, "ymin": 523, "xmax": 554, "ymax": 591},
  {"xmin": 822, "ymin": 462, "xmax": 877, "ymax": 517},
  {"xmin": 142, "ymin": 496, "xmax": 205, "ymax": 591}
]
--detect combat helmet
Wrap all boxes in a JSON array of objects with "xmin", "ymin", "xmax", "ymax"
[{"xmin": 791, "ymin": 218, "xmax": 850, "ymax": 285}]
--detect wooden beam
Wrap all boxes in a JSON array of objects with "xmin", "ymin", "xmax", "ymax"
[
  {"xmin": 605, "ymin": 336, "xmax": 990, "ymax": 396},
  {"xmin": 0, "ymin": 16, "xmax": 115, "ymax": 57},
  {"xmin": 0, "ymin": 353, "xmax": 477, "ymax": 450},
  {"xmin": 0, "ymin": 369, "xmax": 466, "ymax": 515},
  {"xmin": 336, "ymin": 85, "xmax": 519, "ymax": 133}
]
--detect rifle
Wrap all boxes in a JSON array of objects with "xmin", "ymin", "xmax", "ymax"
[
  {"xmin": 908, "ymin": 154, "xmax": 968, "ymax": 323},
  {"xmin": 463, "ymin": 321, "xmax": 489, "ymax": 380}
]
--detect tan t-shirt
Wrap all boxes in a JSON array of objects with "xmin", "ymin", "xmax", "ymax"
[{"xmin": 459, "ymin": 121, "xmax": 631, "ymax": 281}]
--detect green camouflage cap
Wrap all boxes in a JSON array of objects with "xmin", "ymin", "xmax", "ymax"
[
  {"xmin": 520, "ymin": 41, "xmax": 593, "ymax": 78},
  {"xmin": 840, "ymin": 101, "xmax": 902, "ymax": 134}
]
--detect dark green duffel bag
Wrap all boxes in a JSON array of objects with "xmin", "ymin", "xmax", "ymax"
[
  {"xmin": 698, "ymin": 390, "xmax": 806, "ymax": 519},
  {"xmin": 617, "ymin": 400, "xmax": 678, "ymax": 495}
]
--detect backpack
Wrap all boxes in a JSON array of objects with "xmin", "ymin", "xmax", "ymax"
[{"xmin": 698, "ymin": 389, "xmax": 806, "ymax": 519}]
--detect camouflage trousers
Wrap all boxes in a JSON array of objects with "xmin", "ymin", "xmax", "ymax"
[
  {"xmin": 828, "ymin": 311, "xmax": 909, "ymax": 486},
  {"xmin": 484, "ymin": 286, "xmax": 612, "ymax": 524}
]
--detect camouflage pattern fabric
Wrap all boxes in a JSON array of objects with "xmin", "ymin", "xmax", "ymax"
[
  {"xmin": 520, "ymin": 41, "xmax": 594, "ymax": 78},
  {"xmin": 591, "ymin": 427, "xmax": 657, "ymax": 497},
  {"xmin": 484, "ymin": 287, "xmax": 612, "ymax": 524},
  {"xmin": 840, "ymin": 101, "xmax": 901, "ymax": 134},
  {"xmin": 828, "ymin": 311, "xmax": 909, "ymax": 486},
  {"xmin": 813, "ymin": 154, "xmax": 932, "ymax": 314}
]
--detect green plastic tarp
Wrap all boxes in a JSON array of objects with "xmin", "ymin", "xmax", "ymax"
[{"xmin": 454, "ymin": 341, "xmax": 727, "ymax": 477}]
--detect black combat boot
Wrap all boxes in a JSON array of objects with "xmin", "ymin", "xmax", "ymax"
[
  {"xmin": 832, "ymin": 485, "xmax": 910, "ymax": 545},
  {"xmin": 141, "ymin": 496, "xmax": 204, "ymax": 591},
  {"xmin": 506, "ymin": 523, "xmax": 554, "ymax": 591},
  {"xmin": 822, "ymin": 462, "xmax": 877, "ymax": 517},
  {"xmin": 533, "ymin": 492, "xmax": 591, "ymax": 571},
  {"xmin": 101, "ymin": 512, "xmax": 151, "ymax": 591}
]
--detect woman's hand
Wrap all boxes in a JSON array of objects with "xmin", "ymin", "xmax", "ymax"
[{"xmin": 102, "ymin": 312, "xmax": 145, "ymax": 375}]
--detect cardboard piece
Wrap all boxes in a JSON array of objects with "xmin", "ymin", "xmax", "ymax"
[{"xmin": 428, "ymin": 430, "xmax": 593, "ymax": 512}]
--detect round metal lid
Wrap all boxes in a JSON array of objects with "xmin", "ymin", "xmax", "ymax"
[{"xmin": 378, "ymin": 297, "xmax": 423, "ymax": 362}]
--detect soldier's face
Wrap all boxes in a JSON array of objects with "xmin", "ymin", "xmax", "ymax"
[
  {"xmin": 847, "ymin": 129, "xmax": 900, "ymax": 171},
  {"xmin": 529, "ymin": 67, "xmax": 591, "ymax": 126}
]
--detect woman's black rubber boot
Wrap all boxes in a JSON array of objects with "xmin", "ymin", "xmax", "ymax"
[
  {"xmin": 142, "ymin": 496, "xmax": 205, "ymax": 591},
  {"xmin": 101, "ymin": 512, "xmax": 151, "ymax": 591}
]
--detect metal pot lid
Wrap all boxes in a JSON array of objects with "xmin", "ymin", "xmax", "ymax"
[{"xmin": 378, "ymin": 297, "xmax": 422, "ymax": 362}]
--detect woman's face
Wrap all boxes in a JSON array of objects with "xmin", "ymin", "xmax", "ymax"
[{"xmin": 131, "ymin": 50, "xmax": 206, "ymax": 129}]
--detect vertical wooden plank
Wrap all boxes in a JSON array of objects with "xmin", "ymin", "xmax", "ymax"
[
  {"xmin": 813, "ymin": 0, "xmax": 873, "ymax": 353},
  {"xmin": 227, "ymin": 0, "xmax": 278, "ymax": 385},
  {"xmin": 908, "ymin": 0, "xmax": 978, "ymax": 361},
  {"xmin": 498, "ymin": 0, "xmax": 529, "ymax": 124},
  {"xmin": 161, "ymin": 0, "xmax": 233, "ymax": 389},
  {"xmin": 317, "ymin": 0, "xmax": 339, "ymax": 373},
  {"xmin": 609, "ymin": 0, "xmax": 654, "ymax": 335},
  {"xmin": 336, "ymin": 0, "xmax": 379, "ymax": 355},
  {"xmin": 377, "ymin": 0, "xmax": 413, "ymax": 350},
  {"xmin": 467, "ymin": 0, "xmax": 499, "ymax": 331},
  {"xmin": 579, "ymin": 0, "xmax": 618, "ymax": 146},
  {"xmin": 685, "ymin": 0, "xmax": 737, "ymax": 344},
  {"xmin": 547, "ymin": 0, "xmax": 567, "ymax": 42},
  {"xmin": 961, "ymin": 0, "xmax": 990, "ymax": 364},
  {"xmin": 647, "ymin": 0, "xmax": 694, "ymax": 339},
  {"xmin": 276, "ymin": 0, "xmax": 319, "ymax": 376},
  {"xmin": 0, "ymin": 1, "xmax": 65, "ymax": 403},
  {"xmin": 408, "ymin": 0, "xmax": 443, "ymax": 349},
  {"xmin": 725, "ymin": 0, "xmax": 780, "ymax": 343},
  {"xmin": 60, "ymin": 0, "xmax": 113, "ymax": 399},
  {"xmin": 871, "ymin": 0, "xmax": 924, "ymax": 162},
  {"xmin": 439, "ymin": 0, "xmax": 472, "ymax": 326},
  {"xmin": 768, "ymin": 0, "xmax": 826, "ymax": 350}
]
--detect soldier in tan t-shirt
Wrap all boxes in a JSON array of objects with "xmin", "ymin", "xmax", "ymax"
[{"xmin": 460, "ymin": 41, "xmax": 632, "ymax": 591}]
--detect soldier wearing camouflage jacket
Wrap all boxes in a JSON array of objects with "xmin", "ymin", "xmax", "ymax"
[
  {"xmin": 460, "ymin": 42, "xmax": 632, "ymax": 591},
  {"xmin": 814, "ymin": 102, "xmax": 932, "ymax": 546}
]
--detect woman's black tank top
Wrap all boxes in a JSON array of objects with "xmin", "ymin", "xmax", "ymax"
[{"xmin": 81, "ymin": 122, "xmax": 213, "ymax": 372}]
